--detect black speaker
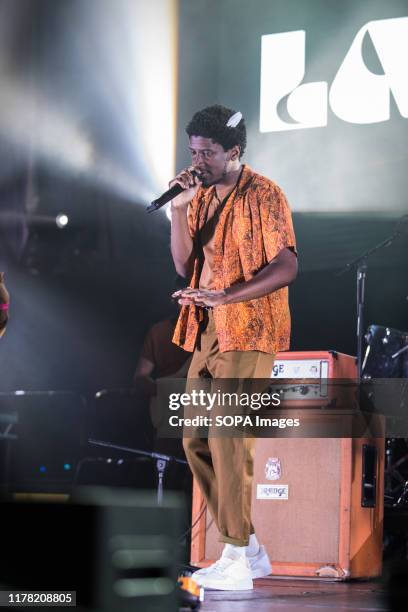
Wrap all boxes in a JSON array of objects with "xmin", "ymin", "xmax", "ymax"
[{"xmin": 0, "ymin": 489, "xmax": 184, "ymax": 611}]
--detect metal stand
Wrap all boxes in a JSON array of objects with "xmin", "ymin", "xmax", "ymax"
[
  {"xmin": 392, "ymin": 344, "xmax": 408, "ymax": 360},
  {"xmin": 156, "ymin": 459, "xmax": 167, "ymax": 504},
  {"xmin": 338, "ymin": 215, "xmax": 408, "ymax": 506},
  {"xmin": 384, "ymin": 438, "xmax": 408, "ymax": 507},
  {"xmin": 337, "ymin": 214, "xmax": 407, "ymax": 378},
  {"xmin": 356, "ymin": 260, "xmax": 367, "ymax": 378},
  {"xmin": 88, "ymin": 438, "xmax": 187, "ymax": 505}
]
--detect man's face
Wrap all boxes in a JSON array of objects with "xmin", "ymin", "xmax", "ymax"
[{"xmin": 188, "ymin": 135, "xmax": 232, "ymax": 186}]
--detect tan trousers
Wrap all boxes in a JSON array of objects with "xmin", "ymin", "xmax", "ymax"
[{"xmin": 183, "ymin": 311, "xmax": 275, "ymax": 546}]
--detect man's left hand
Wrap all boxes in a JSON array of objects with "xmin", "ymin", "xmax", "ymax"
[{"xmin": 172, "ymin": 287, "xmax": 228, "ymax": 308}]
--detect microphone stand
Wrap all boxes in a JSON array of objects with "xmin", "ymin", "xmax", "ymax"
[
  {"xmin": 88, "ymin": 438, "xmax": 187, "ymax": 505},
  {"xmin": 337, "ymin": 216, "xmax": 406, "ymax": 379}
]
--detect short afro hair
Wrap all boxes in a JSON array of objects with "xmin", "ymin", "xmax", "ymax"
[{"xmin": 186, "ymin": 104, "xmax": 246, "ymax": 158}]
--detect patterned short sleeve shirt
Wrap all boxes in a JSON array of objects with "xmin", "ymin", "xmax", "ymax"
[{"xmin": 173, "ymin": 164, "xmax": 297, "ymax": 354}]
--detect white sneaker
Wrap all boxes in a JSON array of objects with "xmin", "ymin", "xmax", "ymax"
[
  {"xmin": 193, "ymin": 554, "xmax": 253, "ymax": 591},
  {"xmin": 193, "ymin": 544, "xmax": 271, "ymax": 581},
  {"xmin": 248, "ymin": 545, "xmax": 272, "ymax": 579}
]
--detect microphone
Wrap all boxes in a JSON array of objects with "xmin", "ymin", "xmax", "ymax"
[{"xmin": 146, "ymin": 170, "xmax": 202, "ymax": 213}]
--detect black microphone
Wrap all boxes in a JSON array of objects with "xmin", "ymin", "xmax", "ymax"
[{"xmin": 146, "ymin": 170, "xmax": 202, "ymax": 213}]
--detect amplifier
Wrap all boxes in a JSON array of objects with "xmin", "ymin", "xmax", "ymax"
[
  {"xmin": 272, "ymin": 350, "xmax": 357, "ymax": 379},
  {"xmin": 190, "ymin": 351, "xmax": 385, "ymax": 580},
  {"xmin": 271, "ymin": 351, "xmax": 357, "ymax": 405}
]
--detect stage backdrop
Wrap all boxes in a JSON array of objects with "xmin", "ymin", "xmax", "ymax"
[{"xmin": 177, "ymin": 0, "xmax": 407, "ymax": 215}]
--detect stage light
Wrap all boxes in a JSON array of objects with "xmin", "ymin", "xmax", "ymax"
[
  {"xmin": 64, "ymin": 0, "xmax": 178, "ymax": 204},
  {"xmin": 0, "ymin": 1, "xmax": 177, "ymax": 207},
  {"xmin": 56, "ymin": 214, "xmax": 69, "ymax": 229}
]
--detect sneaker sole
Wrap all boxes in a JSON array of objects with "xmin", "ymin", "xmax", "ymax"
[
  {"xmin": 194, "ymin": 563, "xmax": 272, "ymax": 581},
  {"xmin": 252, "ymin": 568, "xmax": 272, "ymax": 579},
  {"xmin": 201, "ymin": 580, "xmax": 253, "ymax": 591},
  {"xmin": 251, "ymin": 562, "xmax": 272, "ymax": 579}
]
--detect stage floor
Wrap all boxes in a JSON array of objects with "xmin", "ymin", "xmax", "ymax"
[{"xmin": 200, "ymin": 577, "xmax": 388, "ymax": 611}]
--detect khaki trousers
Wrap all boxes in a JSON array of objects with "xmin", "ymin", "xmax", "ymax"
[{"xmin": 183, "ymin": 311, "xmax": 275, "ymax": 546}]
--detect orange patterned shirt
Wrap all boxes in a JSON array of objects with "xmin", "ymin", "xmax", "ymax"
[{"xmin": 173, "ymin": 164, "xmax": 296, "ymax": 354}]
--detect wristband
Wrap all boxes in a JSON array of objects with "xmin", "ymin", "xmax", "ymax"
[{"xmin": 0, "ymin": 303, "xmax": 9, "ymax": 311}]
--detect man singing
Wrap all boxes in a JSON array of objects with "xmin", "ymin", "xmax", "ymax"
[{"xmin": 170, "ymin": 105, "xmax": 297, "ymax": 590}]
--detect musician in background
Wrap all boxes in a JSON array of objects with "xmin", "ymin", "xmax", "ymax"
[
  {"xmin": 133, "ymin": 281, "xmax": 192, "ymax": 456},
  {"xmin": 133, "ymin": 314, "xmax": 191, "ymax": 394},
  {"xmin": 133, "ymin": 278, "xmax": 191, "ymax": 395}
]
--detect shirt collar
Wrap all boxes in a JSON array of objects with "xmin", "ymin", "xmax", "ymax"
[
  {"xmin": 199, "ymin": 164, "xmax": 254, "ymax": 202},
  {"xmin": 235, "ymin": 164, "xmax": 255, "ymax": 195}
]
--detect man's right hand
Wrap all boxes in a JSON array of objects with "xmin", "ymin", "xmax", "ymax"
[{"xmin": 170, "ymin": 166, "xmax": 202, "ymax": 209}]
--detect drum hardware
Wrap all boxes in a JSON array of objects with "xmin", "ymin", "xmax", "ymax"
[
  {"xmin": 362, "ymin": 325, "xmax": 408, "ymax": 379},
  {"xmin": 395, "ymin": 481, "xmax": 408, "ymax": 506},
  {"xmin": 392, "ymin": 344, "xmax": 408, "ymax": 360},
  {"xmin": 340, "ymin": 214, "xmax": 408, "ymax": 505},
  {"xmin": 363, "ymin": 327, "xmax": 408, "ymax": 506},
  {"xmin": 337, "ymin": 213, "xmax": 407, "ymax": 378},
  {"xmin": 384, "ymin": 438, "xmax": 408, "ymax": 507}
]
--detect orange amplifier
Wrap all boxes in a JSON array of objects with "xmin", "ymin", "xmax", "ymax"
[
  {"xmin": 271, "ymin": 350, "xmax": 357, "ymax": 407},
  {"xmin": 272, "ymin": 350, "xmax": 357, "ymax": 378},
  {"xmin": 190, "ymin": 351, "xmax": 385, "ymax": 580}
]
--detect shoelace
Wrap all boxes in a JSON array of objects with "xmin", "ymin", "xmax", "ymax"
[{"xmin": 207, "ymin": 556, "xmax": 241, "ymax": 574}]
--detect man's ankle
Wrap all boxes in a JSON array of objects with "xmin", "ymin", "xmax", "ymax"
[{"xmin": 245, "ymin": 533, "xmax": 260, "ymax": 557}]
